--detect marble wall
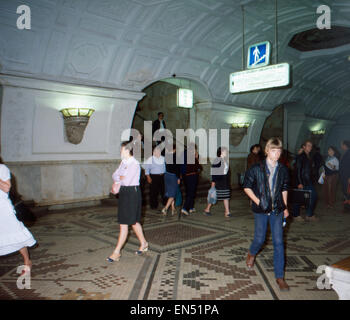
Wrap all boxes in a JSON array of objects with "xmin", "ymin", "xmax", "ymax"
[
  {"xmin": 8, "ymin": 160, "xmax": 119, "ymax": 206},
  {"xmin": 0, "ymin": 75, "xmax": 143, "ymax": 206}
]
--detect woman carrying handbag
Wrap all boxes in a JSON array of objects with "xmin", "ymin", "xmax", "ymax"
[{"xmin": 203, "ymin": 147, "xmax": 232, "ymax": 218}]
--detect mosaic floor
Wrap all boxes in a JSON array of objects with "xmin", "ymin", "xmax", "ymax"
[{"xmin": 1, "ymin": 188, "xmax": 349, "ymax": 300}]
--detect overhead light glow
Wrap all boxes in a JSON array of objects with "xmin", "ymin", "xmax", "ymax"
[{"xmin": 177, "ymin": 88, "xmax": 193, "ymax": 108}]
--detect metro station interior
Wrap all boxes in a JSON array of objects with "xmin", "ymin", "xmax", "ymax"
[{"xmin": 0, "ymin": 0, "xmax": 349, "ymax": 300}]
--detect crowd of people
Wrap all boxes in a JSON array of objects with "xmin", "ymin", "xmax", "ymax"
[{"xmin": 0, "ymin": 109, "xmax": 349, "ymax": 293}]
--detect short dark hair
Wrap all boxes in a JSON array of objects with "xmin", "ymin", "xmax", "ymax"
[
  {"xmin": 328, "ymin": 146, "xmax": 340, "ymax": 159},
  {"xmin": 121, "ymin": 140, "xmax": 133, "ymax": 156},
  {"xmin": 302, "ymin": 140, "xmax": 313, "ymax": 147},
  {"xmin": 217, "ymin": 147, "xmax": 228, "ymax": 157},
  {"xmin": 342, "ymin": 140, "xmax": 350, "ymax": 149},
  {"xmin": 158, "ymin": 112, "xmax": 164, "ymax": 116},
  {"xmin": 250, "ymin": 144, "xmax": 261, "ymax": 153}
]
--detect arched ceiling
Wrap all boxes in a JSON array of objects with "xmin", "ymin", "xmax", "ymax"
[{"xmin": 0, "ymin": 0, "xmax": 350, "ymax": 120}]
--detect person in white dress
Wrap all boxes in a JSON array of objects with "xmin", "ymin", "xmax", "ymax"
[{"xmin": 0, "ymin": 161, "xmax": 36, "ymax": 272}]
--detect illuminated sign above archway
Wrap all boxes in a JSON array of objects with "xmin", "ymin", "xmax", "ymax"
[{"xmin": 177, "ymin": 88, "xmax": 193, "ymax": 108}]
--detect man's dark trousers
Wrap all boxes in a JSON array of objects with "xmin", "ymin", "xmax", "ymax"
[
  {"xmin": 183, "ymin": 174, "xmax": 198, "ymax": 211},
  {"xmin": 149, "ymin": 174, "xmax": 165, "ymax": 209}
]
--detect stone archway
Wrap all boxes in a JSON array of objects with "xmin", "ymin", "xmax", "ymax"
[
  {"xmin": 131, "ymin": 77, "xmax": 212, "ymax": 145},
  {"xmin": 259, "ymin": 105, "xmax": 284, "ymax": 149}
]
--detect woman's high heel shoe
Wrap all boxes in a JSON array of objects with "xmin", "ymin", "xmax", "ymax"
[
  {"xmin": 135, "ymin": 244, "xmax": 149, "ymax": 255},
  {"xmin": 171, "ymin": 208, "xmax": 177, "ymax": 216},
  {"xmin": 161, "ymin": 208, "xmax": 168, "ymax": 216},
  {"xmin": 106, "ymin": 253, "xmax": 121, "ymax": 263},
  {"xmin": 181, "ymin": 209, "xmax": 189, "ymax": 216}
]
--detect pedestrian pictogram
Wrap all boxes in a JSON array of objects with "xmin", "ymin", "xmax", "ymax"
[{"xmin": 247, "ymin": 41, "xmax": 270, "ymax": 69}]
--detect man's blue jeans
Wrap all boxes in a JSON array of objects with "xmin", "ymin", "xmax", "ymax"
[
  {"xmin": 249, "ymin": 212, "xmax": 284, "ymax": 279},
  {"xmin": 292, "ymin": 185, "xmax": 317, "ymax": 217}
]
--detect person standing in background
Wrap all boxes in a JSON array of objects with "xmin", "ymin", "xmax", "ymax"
[
  {"xmin": 247, "ymin": 144, "xmax": 262, "ymax": 170},
  {"xmin": 152, "ymin": 112, "xmax": 166, "ymax": 143},
  {"xmin": 203, "ymin": 147, "xmax": 231, "ymax": 218},
  {"xmin": 292, "ymin": 140, "xmax": 318, "ymax": 222},
  {"xmin": 180, "ymin": 143, "xmax": 202, "ymax": 216},
  {"xmin": 107, "ymin": 141, "xmax": 148, "ymax": 262},
  {"xmin": 143, "ymin": 146, "xmax": 166, "ymax": 210},
  {"xmin": 339, "ymin": 140, "xmax": 350, "ymax": 213},
  {"xmin": 312, "ymin": 147, "xmax": 324, "ymax": 184},
  {"xmin": 323, "ymin": 146, "xmax": 339, "ymax": 209},
  {"xmin": 162, "ymin": 143, "xmax": 181, "ymax": 216}
]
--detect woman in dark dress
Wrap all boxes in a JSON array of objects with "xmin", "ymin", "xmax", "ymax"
[
  {"xmin": 162, "ymin": 144, "xmax": 181, "ymax": 216},
  {"xmin": 203, "ymin": 147, "xmax": 232, "ymax": 217},
  {"xmin": 107, "ymin": 141, "xmax": 148, "ymax": 262}
]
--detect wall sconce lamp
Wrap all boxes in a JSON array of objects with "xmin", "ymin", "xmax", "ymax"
[
  {"xmin": 60, "ymin": 108, "xmax": 95, "ymax": 144},
  {"xmin": 230, "ymin": 122, "xmax": 250, "ymax": 146},
  {"xmin": 310, "ymin": 129, "xmax": 325, "ymax": 146},
  {"xmin": 311, "ymin": 129, "xmax": 325, "ymax": 136}
]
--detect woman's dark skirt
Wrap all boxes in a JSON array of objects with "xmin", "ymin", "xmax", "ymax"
[
  {"xmin": 216, "ymin": 188, "xmax": 231, "ymax": 200},
  {"xmin": 164, "ymin": 172, "xmax": 178, "ymax": 198},
  {"xmin": 118, "ymin": 186, "xmax": 142, "ymax": 225}
]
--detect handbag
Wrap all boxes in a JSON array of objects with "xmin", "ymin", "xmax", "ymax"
[
  {"xmin": 318, "ymin": 173, "xmax": 325, "ymax": 185},
  {"xmin": 318, "ymin": 166, "xmax": 325, "ymax": 184},
  {"xmin": 207, "ymin": 186, "xmax": 217, "ymax": 205}
]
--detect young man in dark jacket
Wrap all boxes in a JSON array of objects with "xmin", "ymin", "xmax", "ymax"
[
  {"xmin": 340, "ymin": 140, "xmax": 350, "ymax": 213},
  {"xmin": 243, "ymin": 138, "xmax": 290, "ymax": 291},
  {"xmin": 292, "ymin": 140, "xmax": 318, "ymax": 221}
]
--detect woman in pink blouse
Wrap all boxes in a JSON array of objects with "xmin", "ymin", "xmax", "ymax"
[{"xmin": 107, "ymin": 141, "xmax": 148, "ymax": 262}]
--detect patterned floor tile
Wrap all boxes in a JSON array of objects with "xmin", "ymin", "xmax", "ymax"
[{"xmin": 1, "ymin": 189, "xmax": 349, "ymax": 300}]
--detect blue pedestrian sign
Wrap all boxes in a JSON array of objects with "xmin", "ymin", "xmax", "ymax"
[{"xmin": 247, "ymin": 41, "xmax": 271, "ymax": 69}]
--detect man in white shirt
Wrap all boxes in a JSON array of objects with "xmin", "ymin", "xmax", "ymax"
[{"xmin": 143, "ymin": 146, "xmax": 166, "ymax": 210}]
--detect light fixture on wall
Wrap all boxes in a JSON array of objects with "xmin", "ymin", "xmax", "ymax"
[
  {"xmin": 310, "ymin": 129, "xmax": 325, "ymax": 146},
  {"xmin": 311, "ymin": 129, "xmax": 325, "ymax": 136},
  {"xmin": 231, "ymin": 123, "xmax": 250, "ymax": 129},
  {"xmin": 230, "ymin": 122, "xmax": 251, "ymax": 146},
  {"xmin": 60, "ymin": 108, "xmax": 95, "ymax": 144}
]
